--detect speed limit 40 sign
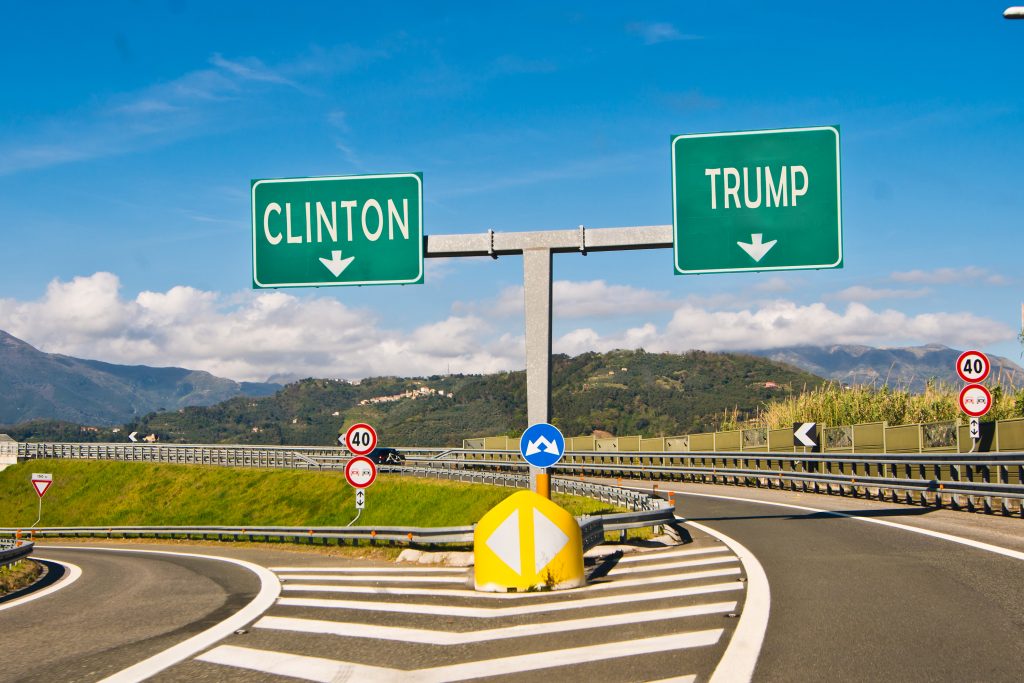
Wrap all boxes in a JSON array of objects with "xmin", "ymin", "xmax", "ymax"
[
  {"xmin": 956, "ymin": 350, "xmax": 990, "ymax": 383},
  {"xmin": 345, "ymin": 423, "xmax": 378, "ymax": 456}
]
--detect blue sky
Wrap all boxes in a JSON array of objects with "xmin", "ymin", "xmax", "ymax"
[{"xmin": 0, "ymin": 2, "xmax": 1021, "ymax": 382}]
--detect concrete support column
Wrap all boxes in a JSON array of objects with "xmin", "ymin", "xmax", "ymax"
[{"xmin": 523, "ymin": 247, "xmax": 552, "ymax": 497}]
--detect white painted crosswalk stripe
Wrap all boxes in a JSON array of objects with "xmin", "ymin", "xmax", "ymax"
[
  {"xmin": 256, "ymin": 600, "xmax": 738, "ymax": 644},
  {"xmin": 199, "ymin": 629, "xmax": 720, "ymax": 682},
  {"xmin": 282, "ymin": 566, "xmax": 742, "ymax": 598},
  {"xmin": 277, "ymin": 581, "xmax": 745, "ymax": 618}
]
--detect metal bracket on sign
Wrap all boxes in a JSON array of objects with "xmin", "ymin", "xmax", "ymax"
[
  {"xmin": 488, "ymin": 228, "xmax": 497, "ymax": 259},
  {"xmin": 578, "ymin": 224, "xmax": 587, "ymax": 256}
]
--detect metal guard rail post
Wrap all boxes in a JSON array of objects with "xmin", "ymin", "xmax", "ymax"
[{"xmin": 0, "ymin": 540, "xmax": 34, "ymax": 569}]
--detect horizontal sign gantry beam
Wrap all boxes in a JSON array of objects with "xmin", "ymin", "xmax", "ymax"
[{"xmin": 424, "ymin": 224, "xmax": 673, "ymax": 258}]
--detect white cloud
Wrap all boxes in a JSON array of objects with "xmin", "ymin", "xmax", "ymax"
[
  {"xmin": 0, "ymin": 46, "xmax": 385, "ymax": 176},
  {"xmin": 752, "ymin": 276, "xmax": 795, "ymax": 294},
  {"xmin": 626, "ymin": 22, "xmax": 700, "ymax": 45},
  {"xmin": 553, "ymin": 301, "xmax": 1015, "ymax": 353},
  {"xmin": 0, "ymin": 274, "xmax": 1014, "ymax": 383},
  {"xmin": 0, "ymin": 273, "xmax": 522, "ymax": 382},
  {"xmin": 830, "ymin": 285, "xmax": 930, "ymax": 302},
  {"xmin": 891, "ymin": 266, "xmax": 1008, "ymax": 286},
  {"xmin": 469, "ymin": 279, "xmax": 676, "ymax": 319}
]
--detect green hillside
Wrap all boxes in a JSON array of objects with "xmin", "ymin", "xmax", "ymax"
[
  {"xmin": 0, "ymin": 460, "xmax": 614, "ymax": 528},
  {"xmin": 5, "ymin": 349, "xmax": 824, "ymax": 446}
]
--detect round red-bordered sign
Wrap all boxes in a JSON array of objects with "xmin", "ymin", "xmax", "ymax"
[
  {"xmin": 344, "ymin": 456, "xmax": 377, "ymax": 489},
  {"xmin": 958, "ymin": 383, "xmax": 992, "ymax": 418},
  {"xmin": 956, "ymin": 350, "xmax": 990, "ymax": 383},
  {"xmin": 344, "ymin": 423, "xmax": 378, "ymax": 456}
]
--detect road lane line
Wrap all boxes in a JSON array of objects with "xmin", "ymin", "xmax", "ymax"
[
  {"xmin": 607, "ymin": 554, "xmax": 738, "ymax": 575},
  {"xmin": 199, "ymin": 630, "xmax": 720, "ymax": 682},
  {"xmin": 281, "ymin": 566, "xmax": 742, "ymax": 597},
  {"xmin": 256, "ymin": 600, "xmax": 738, "ymax": 644},
  {"xmin": 34, "ymin": 546, "xmax": 282, "ymax": 683},
  {"xmin": 0, "ymin": 558, "xmax": 81, "ymax": 612},
  {"xmin": 277, "ymin": 581, "xmax": 744, "ymax": 618},
  {"xmin": 277, "ymin": 573, "xmax": 467, "ymax": 583},
  {"xmin": 679, "ymin": 517, "xmax": 770, "ymax": 683},
  {"xmin": 675, "ymin": 491, "xmax": 1024, "ymax": 562}
]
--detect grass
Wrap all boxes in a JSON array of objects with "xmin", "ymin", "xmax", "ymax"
[
  {"xmin": 719, "ymin": 381, "xmax": 1024, "ymax": 431},
  {"xmin": 0, "ymin": 559, "xmax": 42, "ymax": 595},
  {"xmin": 0, "ymin": 460, "xmax": 624, "ymax": 529}
]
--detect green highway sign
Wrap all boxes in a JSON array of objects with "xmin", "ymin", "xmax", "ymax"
[
  {"xmin": 251, "ymin": 173, "xmax": 423, "ymax": 288},
  {"xmin": 672, "ymin": 126, "xmax": 842, "ymax": 275}
]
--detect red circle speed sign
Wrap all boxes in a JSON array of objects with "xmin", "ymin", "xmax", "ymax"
[
  {"xmin": 956, "ymin": 350, "xmax": 990, "ymax": 383},
  {"xmin": 345, "ymin": 456, "xmax": 377, "ymax": 489},
  {"xmin": 344, "ymin": 423, "xmax": 378, "ymax": 456},
  {"xmin": 958, "ymin": 384, "xmax": 992, "ymax": 418}
]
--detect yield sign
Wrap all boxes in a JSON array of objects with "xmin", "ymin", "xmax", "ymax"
[{"xmin": 32, "ymin": 473, "xmax": 53, "ymax": 498}]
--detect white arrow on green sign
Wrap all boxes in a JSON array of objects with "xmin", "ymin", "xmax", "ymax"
[
  {"xmin": 672, "ymin": 126, "xmax": 842, "ymax": 274},
  {"xmin": 251, "ymin": 173, "xmax": 424, "ymax": 288}
]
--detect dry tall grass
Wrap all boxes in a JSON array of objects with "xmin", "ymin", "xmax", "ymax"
[{"xmin": 720, "ymin": 382, "xmax": 1024, "ymax": 430}]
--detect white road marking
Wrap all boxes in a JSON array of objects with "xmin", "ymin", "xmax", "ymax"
[
  {"xmin": 614, "ymin": 544, "xmax": 731, "ymax": 563},
  {"xmin": 0, "ymin": 558, "xmax": 81, "ymax": 612},
  {"xmin": 678, "ymin": 517, "xmax": 770, "ymax": 683},
  {"xmin": 270, "ymin": 565, "xmax": 466, "ymax": 573},
  {"xmin": 675, "ymin": 490, "xmax": 1024, "ymax": 562},
  {"xmin": 33, "ymin": 546, "xmax": 282, "ymax": 683},
  {"xmin": 281, "ymin": 566, "xmax": 742, "ymax": 597},
  {"xmin": 199, "ymin": 629, "xmax": 720, "ymax": 682},
  {"xmin": 277, "ymin": 573, "xmax": 467, "ymax": 584},
  {"xmin": 607, "ymin": 554, "xmax": 738, "ymax": 576},
  {"xmin": 278, "ymin": 580, "xmax": 744, "ymax": 618},
  {"xmin": 257, "ymin": 600, "xmax": 738, "ymax": 644}
]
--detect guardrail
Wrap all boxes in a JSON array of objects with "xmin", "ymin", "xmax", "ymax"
[
  {"xmin": 0, "ymin": 504, "xmax": 675, "ymax": 549},
  {"xmin": 0, "ymin": 455, "xmax": 675, "ymax": 547},
  {"xmin": 422, "ymin": 449, "xmax": 1024, "ymax": 517},
  {"xmin": 0, "ymin": 539, "xmax": 34, "ymax": 569},
  {"xmin": 20, "ymin": 439, "xmax": 1019, "ymax": 517}
]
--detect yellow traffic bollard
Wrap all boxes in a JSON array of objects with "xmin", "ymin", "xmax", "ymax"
[{"xmin": 474, "ymin": 490, "xmax": 584, "ymax": 592}]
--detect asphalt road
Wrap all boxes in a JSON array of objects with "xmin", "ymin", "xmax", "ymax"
[
  {"xmin": 0, "ymin": 546, "xmax": 259, "ymax": 682},
  {"xmin": 660, "ymin": 482, "xmax": 1024, "ymax": 682}
]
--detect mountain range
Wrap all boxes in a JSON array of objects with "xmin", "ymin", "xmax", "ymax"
[
  {"xmin": 752, "ymin": 344, "xmax": 1024, "ymax": 392},
  {"xmin": 0, "ymin": 330, "xmax": 280, "ymax": 426}
]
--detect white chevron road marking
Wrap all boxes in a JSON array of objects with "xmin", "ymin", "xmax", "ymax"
[
  {"xmin": 256, "ymin": 600, "xmax": 738, "ymax": 644},
  {"xmin": 282, "ymin": 566, "xmax": 742, "ymax": 598},
  {"xmin": 270, "ymin": 565, "xmax": 468, "ymax": 573},
  {"xmin": 607, "ymin": 554, "xmax": 738, "ymax": 576},
  {"xmin": 277, "ymin": 580, "xmax": 744, "ymax": 618},
  {"xmin": 614, "ymin": 544, "xmax": 731, "ymax": 563},
  {"xmin": 199, "ymin": 629, "xmax": 721, "ymax": 682},
  {"xmin": 276, "ymin": 573, "xmax": 467, "ymax": 584}
]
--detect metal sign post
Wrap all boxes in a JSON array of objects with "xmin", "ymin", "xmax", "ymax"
[
  {"xmin": 426, "ymin": 225, "xmax": 672, "ymax": 498},
  {"xmin": 31, "ymin": 473, "xmax": 52, "ymax": 528}
]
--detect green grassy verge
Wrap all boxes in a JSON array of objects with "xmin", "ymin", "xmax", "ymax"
[{"xmin": 0, "ymin": 460, "xmax": 621, "ymax": 529}]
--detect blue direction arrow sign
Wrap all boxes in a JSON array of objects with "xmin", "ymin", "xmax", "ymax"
[{"xmin": 520, "ymin": 423, "xmax": 565, "ymax": 468}]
